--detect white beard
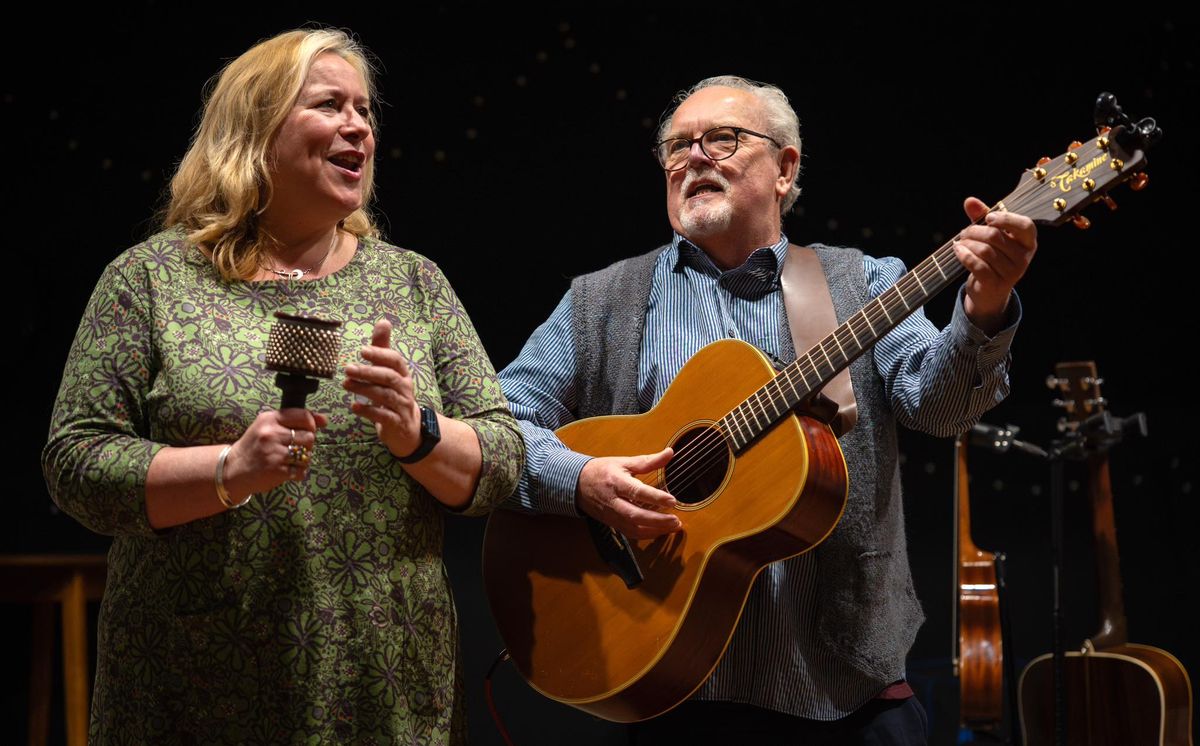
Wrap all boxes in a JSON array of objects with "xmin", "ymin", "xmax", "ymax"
[{"xmin": 679, "ymin": 169, "xmax": 733, "ymax": 238}]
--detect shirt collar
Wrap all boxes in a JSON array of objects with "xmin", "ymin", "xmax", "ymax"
[{"xmin": 670, "ymin": 232, "xmax": 790, "ymax": 299}]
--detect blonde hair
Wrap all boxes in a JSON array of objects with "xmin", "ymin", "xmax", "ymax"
[{"xmin": 164, "ymin": 28, "xmax": 380, "ymax": 281}]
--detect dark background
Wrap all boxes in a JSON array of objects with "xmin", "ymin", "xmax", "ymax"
[{"xmin": 5, "ymin": 6, "xmax": 1196, "ymax": 744}]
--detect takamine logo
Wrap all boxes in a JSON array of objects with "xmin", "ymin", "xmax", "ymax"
[{"xmin": 1048, "ymin": 154, "xmax": 1110, "ymax": 193}]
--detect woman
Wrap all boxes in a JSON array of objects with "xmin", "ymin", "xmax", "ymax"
[{"xmin": 42, "ymin": 28, "xmax": 523, "ymax": 744}]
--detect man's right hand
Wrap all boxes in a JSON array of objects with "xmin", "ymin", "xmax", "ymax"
[{"xmin": 576, "ymin": 447, "xmax": 682, "ymax": 539}]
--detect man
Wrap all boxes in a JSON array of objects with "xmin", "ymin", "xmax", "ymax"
[{"xmin": 498, "ymin": 76, "xmax": 1036, "ymax": 744}]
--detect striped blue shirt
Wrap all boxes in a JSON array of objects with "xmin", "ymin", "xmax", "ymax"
[{"xmin": 498, "ymin": 232, "xmax": 1018, "ymax": 718}]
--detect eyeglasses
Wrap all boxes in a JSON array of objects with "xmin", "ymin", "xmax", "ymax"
[{"xmin": 653, "ymin": 126, "xmax": 782, "ymax": 171}]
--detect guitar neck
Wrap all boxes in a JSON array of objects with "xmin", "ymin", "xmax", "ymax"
[
  {"xmin": 719, "ymin": 241, "xmax": 965, "ymax": 451},
  {"xmin": 1088, "ymin": 454, "xmax": 1130, "ymax": 648},
  {"xmin": 719, "ymin": 124, "xmax": 1149, "ymax": 452},
  {"xmin": 1050, "ymin": 360, "xmax": 1132, "ymax": 649}
]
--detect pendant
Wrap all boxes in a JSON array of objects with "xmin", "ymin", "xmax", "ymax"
[{"xmin": 289, "ymin": 269, "xmax": 305, "ymax": 280}]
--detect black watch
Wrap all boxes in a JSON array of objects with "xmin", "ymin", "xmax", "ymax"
[{"xmin": 397, "ymin": 405, "xmax": 441, "ymax": 463}]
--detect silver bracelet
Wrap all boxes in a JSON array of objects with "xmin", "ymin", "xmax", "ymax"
[{"xmin": 215, "ymin": 444, "xmax": 253, "ymax": 509}]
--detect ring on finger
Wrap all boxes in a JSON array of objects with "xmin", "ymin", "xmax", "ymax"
[{"xmin": 287, "ymin": 442, "xmax": 313, "ymax": 465}]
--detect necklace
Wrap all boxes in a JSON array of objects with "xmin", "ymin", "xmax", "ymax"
[{"xmin": 267, "ymin": 229, "xmax": 339, "ymax": 280}]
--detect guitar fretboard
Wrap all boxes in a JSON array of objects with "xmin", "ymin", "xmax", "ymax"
[
  {"xmin": 718, "ymin": 242, "xmax": 966, "ymax": 451},
  {"xmin": 712, "ymin": 127, "xmax": 1147, "ymax": 452}
]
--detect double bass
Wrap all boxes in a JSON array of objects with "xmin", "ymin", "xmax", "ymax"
[
  {"xmin": 953, "ymin": 432, "xmax": 1004, "ymax": 731},
  {"xmin": 1018, "ymin": 362, "xmax": 1193, "ymax": 745}
]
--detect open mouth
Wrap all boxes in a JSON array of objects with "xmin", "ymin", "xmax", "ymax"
[
  {"xmin": 328, "ymin": 153, "xmax": 364, "ymax": 173},
  {"xmin": 687, "ymin": 182, "xmax": 723, "ymax": 198}
]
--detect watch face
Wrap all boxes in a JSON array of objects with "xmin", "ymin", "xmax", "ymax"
[
  {"xmin": 422, "ymin": 406, "xmax": 441, "ymax": 439},
  {"xmin": 398, "ymin": 406, "xmax": 441, "ymax": 463}
]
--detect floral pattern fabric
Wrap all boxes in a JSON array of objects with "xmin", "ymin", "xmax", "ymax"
[{"xmin": 43, "ymin": 228, "xmax": 524, "ymax": 745}]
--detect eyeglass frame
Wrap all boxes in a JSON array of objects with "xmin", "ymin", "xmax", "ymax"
[{"xmin": 653, "ymin": 126, "xmax": 783, "ymax": 171}]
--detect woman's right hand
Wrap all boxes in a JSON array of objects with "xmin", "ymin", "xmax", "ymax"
[
  {"xmin": 144, "ymin": 408, "xmax": 328, "ymax": 529},
  {"xmin": 223, "ymin": 409, "xmax": 328, "ymax": 498}
]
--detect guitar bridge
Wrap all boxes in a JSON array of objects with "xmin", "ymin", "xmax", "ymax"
[{"xmin": 585, "ymin": 516, "xmax": 644, "ymax": 589}]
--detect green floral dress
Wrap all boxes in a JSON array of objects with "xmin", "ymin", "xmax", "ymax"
[{"xmin": 42, "ymin": 228, "xmax": 524, "ymax": 745}]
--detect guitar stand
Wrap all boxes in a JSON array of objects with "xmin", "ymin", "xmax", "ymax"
[{"xmin": 994, "ymin": 550, "xmax": 1021, "ymax": 746}]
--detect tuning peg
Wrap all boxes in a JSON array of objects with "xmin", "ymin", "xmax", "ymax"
[
  {"xmin": 1068, "ymin": 140, "xmax": 1084, "ymax": 150},
  {"xmin": 1037, "ymin": 156, "xmax": 1051, "ymax": 167},
  {"xmin": 1130, "ymin": 172, "xmax": 1149, "ymax": 191},
  {"xmin": 1046, "ymin": 374, "xmax": 1065, "ymax": 390},
  {"xmin": 1102, "ymin": 196, "xmax": 1118, "ymax": 211},
  {"xmin": 1098, "ymin": 126, "xmax": 1112, "ymax": 136},
  {"xmin": 1072, "ymin": 215, "xmax": 1092, "ymax": 230},
  {"xmin": 1051, "ymin": 398, "xmax": 1076, "ymax": 413}
]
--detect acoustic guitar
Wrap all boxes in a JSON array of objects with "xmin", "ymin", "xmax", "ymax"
[
  {"xmin": 485, "ymin": 97, "xmax": 1159, "ymax": 723},
  {"xmin": 1018, "ymin": 362, "xmax": 1193, "ymax": 745}
]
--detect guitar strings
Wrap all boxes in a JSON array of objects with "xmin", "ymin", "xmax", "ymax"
[
  {"xmin": 641, "ymin": 232, "xmax": 973, "ymax": 497},
  {"xmin": 649, "ymin": 223, "xmax": 985, "ymax": 495},
  {"xmin": 655, "ymin": 239, "xmax": 969, "ymax": 497},
  {"xmin": 648, "ymin": 203, "xmax": 1010, "ymax": 498},
  {"xmin": 637, "ymin": 147, "xmax": 1110, "ymax": 502},
  {"xmin": 660, "ymin": 173, "xmax": 1068, "ymax": 498},
  {"xmin": 645, "ymin": 239, "xmax": 967, "ymax": 498},
  {"xmin": 641, "ymin": 178, "xmax": 1040, "ymax": 492}
]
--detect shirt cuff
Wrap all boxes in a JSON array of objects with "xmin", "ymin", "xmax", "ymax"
[
  {"xmin": 538, "ymin": 449, "xmax": 593, "ymax": 517},
  {"xmin": 949, "ymin": 286, "xmax": 1021, "ymax": 369}
]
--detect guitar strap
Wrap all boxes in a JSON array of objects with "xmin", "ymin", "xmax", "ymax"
[{"xmin": 780, "ymin": 244, "xmax": 858, "ymax": 436}]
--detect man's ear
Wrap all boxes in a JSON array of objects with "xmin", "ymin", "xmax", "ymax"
[{"xmin": 776, "ymin": 145, "xmax": 800, "ymax": 199}]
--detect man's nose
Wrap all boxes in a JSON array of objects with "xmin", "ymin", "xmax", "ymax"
[{"xmin": 687, "ymin": 139, "xmax": 714, "ymax": 166}]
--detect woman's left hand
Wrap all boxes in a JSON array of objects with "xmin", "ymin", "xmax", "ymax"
[{"xmin": 343, "ymin": 318, "xmax": 424, "ymax": 459}]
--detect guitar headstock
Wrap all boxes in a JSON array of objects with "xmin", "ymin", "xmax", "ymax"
[
  {"xmin": 1046, "ymin": 360, "xmax": 1106, "ymax": 432},
  {"xmin": 997, "ymin": 93, "xmax": 1159, "ymax": 228}
]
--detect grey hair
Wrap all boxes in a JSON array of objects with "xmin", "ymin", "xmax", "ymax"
[{"xmin": 656, "ymin": 75, "xmax": 802, "ymax": 214}]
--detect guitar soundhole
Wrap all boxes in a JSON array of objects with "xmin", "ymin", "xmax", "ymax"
[{"xmin": 664, "ymin": 425, "xmax": 732, "ymax": 506}]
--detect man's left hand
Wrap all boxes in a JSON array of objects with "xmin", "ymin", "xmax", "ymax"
[{"xmin": 954, "ymin": 196, "xmax": 1038, "ymax": 335}]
